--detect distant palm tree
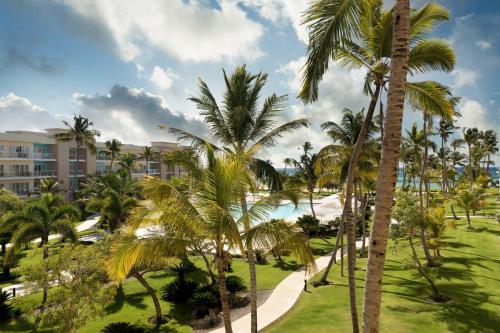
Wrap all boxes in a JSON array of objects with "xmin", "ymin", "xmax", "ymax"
[
  {"xmin": 438, "ymin": 120, "xmax": 458, "ymax": 191},
  {"xmin": 454, "ymin": 187, "xmax": 487, "ymax": 229},
  {"xmin": 38, "ymin": 178, "xmax": 64, "ymax": 194},
  {"xmin": 482, "ymin": 130, "xmax": 498, "ymax": 173},
  {"xmin": 284, "ymin": 142, "xmax": 319, "ymax": 218},
  {"xmin": 4, "ymin": 194, "xmax": 79, "ymax": 305},
  {"xmin": 463, "ymin": 127, "xmax": 480, "ymax": 186},
  {"xmin": 139, "ymin": 146, "xmax": 156, "ymax": 176},
  {"xmin": 57, "ymin": 115, "xmax": 101, "ymax": 198},
  {"xmin": 119, "ymin": 153, "xmax": 137, "ymax": 180},
  {"xmin": 105, "ymin": 139, "xmax": 122, "ymax": 172},
  {"xmin": 86, "ymin": 189, "xmax": 136, "ymax": 232},
  {"xmin": 167, "ymin": 65, "xmax": 309, "ymax": 333}
]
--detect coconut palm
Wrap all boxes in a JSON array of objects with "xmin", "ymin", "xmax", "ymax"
[
  {"xmin": 438, "ymin": 120, "xmax": 458, "ymax": 191},
  {"xmin": 463, "ymin": 127, "xmax": 480, "ymax": 185},
  {"xmin": 105, "ymin": 139, "xmax": 122, "ymax": 172},
  {"xmin": 139, "ymin": 146, "xmax": 157, "ymax": 176},
  {"xmin": 482, "ymin": 130, "xmax": 498, "ymax": 174},
  {"xmin": 37, "ymin": 178, "xmax": 64, "ymax": 194},
  {"xmin": 454, "ymin": 186, "xmax": 487, "ymax": 230},
  {"xmin": 167, "ymin": 65, "xmax": 309, "ymax": 333},
  {"xmin": 119, "ymin": 153, "xmax": 137, "ymax": 180},
  {"xmin": 4, "ymin": 194, "xmax": 79, "ymax": 305},
  {"xmin": 57, "ymin": 115, "xmax": 101, "ymax": 198},
  {"xmin": 284, "ymin": 142, "xmax": 319, "ymax": 218},
  {"xmin": 301, "ymin": 1, "xmax": 455, "ymax": 329},
  {"xmin": 86, "ymin": 189, "xmax": 136, "ymax": 232},
  {"xmin": 108, "ymin": 155, "xmax": 315, "ymax": 332}
]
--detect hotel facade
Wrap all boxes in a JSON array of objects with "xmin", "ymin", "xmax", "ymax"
[{"xmin": 0, "ymin": 128, "xmax": 186, "ymax": 197}]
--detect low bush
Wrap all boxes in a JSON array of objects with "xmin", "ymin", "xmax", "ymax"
[
  {"xmin": 254, "ymin": 249, "xmax": 268, "ymax": 264},
  {"xmin": 101, "ymin": 322, "xmax": 146, "ymax": 333},
  {"xmin": 161, "ymin": 279, "xmax": 199, "ymax": 303},
  {"xmin": 0, "ymin": 290, "xmax": 14, "ymax": 323}
]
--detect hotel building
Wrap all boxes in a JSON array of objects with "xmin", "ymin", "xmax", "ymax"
[{"xmin": 0, "ymin": 128, "xmax": 186, "ymax": 197}]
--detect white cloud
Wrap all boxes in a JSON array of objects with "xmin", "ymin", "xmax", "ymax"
[
  {"xmin": 149, "ymin": 66, "xmax": 178, "ymax": 90},
  {"xmin": 55, "ymin": 0, "xmax": 264, "ymax": 62},
  {"xmin": 135, "ymin": 64, "xmax": 144, "ymax": 78},
  {"xmin": 452, "ymin": 68, "xmax": 480, "ymax": 89},
  {"xmin": 456, "ymin": 99, "xmax": 490, "ymax": 131},
  {"xmin": 240, "ymin": 0, "xmax": 309, "ymax": 42},
  {"xmin": 0, "ymin": 93, "xmax": 62, "ymax": 132},
  {"xmin": 475, "ymin": 40, "xmax": 492, "ymax": 50}
]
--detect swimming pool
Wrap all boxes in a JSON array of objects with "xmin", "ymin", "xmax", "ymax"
[{"xmin": 268, "ymin": 202, "xmax": 313, "ymax": 221}]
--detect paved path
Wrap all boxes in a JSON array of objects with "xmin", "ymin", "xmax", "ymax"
[{"xmin": 210, "ymin": 239, "xmax": 364, "ymax": 333}]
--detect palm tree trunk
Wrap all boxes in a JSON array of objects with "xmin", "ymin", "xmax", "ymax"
[
  {"xmin": 320, "ymin": 208, "xmax": 345, "ymax": 283},
  {"xmin": 466, "ymin": 209, "xmax": 472, "ymax": 229},
  {"xmin": 360, "ymin": 193, "xmax": 369, "ymax": 258},
  {"xmin": 402, "ymin": 162, "xmax": 407, "ymax": 188},
  {"xmin": 468, "ymin": 144, "xmax": 473, "ymax": 186},
  {"xmin": 418, "ymin": 111, "xmax": 435, "ymax": 267},
  {"xmin": 408, "ymin": 235, "xmax": 440, "ymax": 297},
  {"xmin": 132, "ymin": 270, "xmax": 163, "ymax": 324},
  {"xmin": 441, "ymin": 137, "xmax": 446, "ymax": 192},
  {"xmin": 309, "ymin": 188, "xmax": 316, "ymax": 218},
  {"xmin": 340, "ymin": 227, "xmax": 344, "ymax": 277},
  {"xmin": 41, "ymin": 240, "xmax": 49, "ymax": 305},
  {"xmin": 362, "ymin": 2, "xmax": 410, "ymax": 332},
  {"xmin": 450, "ymin": 204, "xmax": 460, "ymax": 220},
  {"xmin": 73, "ymin": 144, "xmax": 81, "ymax": 200},
  {"xmin": 240, "ymin": 196, "xmax": 258, "ymax": 333},
  {"xmin": 217, "ymin": 252, "xmax": 233, "ymax": 333},
  {"xmin": 110, "ymin": 155, "xmax": 114, "ymax": 172},
  {"xmin": 145, "ymin": 158, "xmax": 149, "ymax": 176}
]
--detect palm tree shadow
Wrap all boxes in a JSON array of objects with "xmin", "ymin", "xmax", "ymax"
[{"xmin": 272, "ymin": 260, "xmax": 302, "ymax": 271}]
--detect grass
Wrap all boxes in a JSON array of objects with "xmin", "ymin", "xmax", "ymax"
[
  {"xmin": 0, "ymin": 235, "xmax": 337, "ymax": 332},
  {"xmin": 263, "ymin": 217, "xmax": 500, "ymax": 333}
]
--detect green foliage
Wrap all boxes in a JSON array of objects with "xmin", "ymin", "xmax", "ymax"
[
  {"xmin": 161, "ymin": 279, "xmax": 199, "ymax": 303},
  {"xmin": 22, "ymin": 244, "xmax": 115, "ymax": 332},
  {"xmin": 296, "ymin": 215, "xmax": 320, "ymax": 235},
  {"xmin": 101, "ymin": 322, "xmax": 145, "ymax": 333},
  {"xmin": 225, "ymin": 275, "xmax": 247, "ymax": 294},
  {"xmin": 0, "ymin": 290, "xmax": 14, "ymax": 323}
]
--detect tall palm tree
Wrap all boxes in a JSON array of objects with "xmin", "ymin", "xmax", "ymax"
[
  {"xmin": 438, "ymin": 120, "xmax": 458, "ymax": 191},
  {"xmin": 463, "ymin": 127, "xmax": 480, "ymax": 186},
  {"xmin": 139, "ymin": 146, "xmax": 156, "ymax": 176},
  {"xmin": 316, "ymin": 108, "xmax": 379, "ymax": 283},
  {"xmin": 482, "ymin": 130, "xmax": 498, "ymax": 174},
  {"xmin": 362, "ymin": 1, "xmax": 411, "ymax": 332},
  {"xmin": 57, "ymin": 115, "xmax": 101, "ymax": 199},
  {"xmin": 284, "ymin": 142, "xmax": 319, "ymax": 217},
  {"xmin": 301, "ymin": 2, "xmax": 455, "ymax": 330},
  {"xmin": 119, "ymin": 153, "xmax": 137, "ymax": 180},
  {"xmin": 108, "ymin": 155, "xmax": 315, "ymax": 332},
  {"xmin": 167, "ymin": 65, "xmax": 309, "ymax": 333},
  {"xmin": 105, "ymin": 139, "xmax": 122, "ymax": 172},
  {"xmin": 4, "ymin": 194, "xmax": 79, "ymax": 305}
]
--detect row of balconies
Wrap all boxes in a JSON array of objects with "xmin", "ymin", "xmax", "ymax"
[
  {"xmin": 0, "ymin": 152, "xmax": 56, "ymax": 160},
  {"xmin": 0, "ymin": 170, "xmax": 57, "ymax": 178}
]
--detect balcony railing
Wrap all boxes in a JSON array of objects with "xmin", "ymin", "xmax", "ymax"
[
  {"xmin": 68, "ymin": 170, "xmax": 85, "ymax": 176},
  {"xmin": 0, "ymin": 152, "xmax": 56, "ymax": 160},
  {"xmin": 0, "ymin": 170, "xmax": 56, "ymax": 178},
  {"xmin": 131, "ymin": 169, "xmax": 161, "ymax": 175}
]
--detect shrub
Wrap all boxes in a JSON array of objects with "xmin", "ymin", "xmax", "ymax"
[
  {"xmin": 191, "ymin": 291, "xmax": 220, "ymax": 318},
  {"xmin": 296, "ymin": 214, "xmax": 320, "ymax": 235},
  {"xmin": 225, "ymin": 275, "xmax": 247, "ymax": 294},
  {"xmin": 254, "ymin": 249, "xmax": 267, "ymax": 264},
  {"xmin": 161, "ymin": 279, "xmax": 199, "ymax": 303},
  {"xmin": 0, "ymin": 290, "xmax": 14, "ymax": 323},
  {"xmin": 169, "ymin": 256, "xmax": 197, "ymax": 284},
  {"xmin": 101, "ymin": 322, "xmax": 146, "ymax": 333}
]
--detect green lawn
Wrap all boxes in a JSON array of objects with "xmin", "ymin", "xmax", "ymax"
[{"xmin": 264, "ymin": 217, "xmax": 500, "ymax": 333}]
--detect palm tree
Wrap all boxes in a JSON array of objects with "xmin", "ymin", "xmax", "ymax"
[
  {"xmin": 108, "ymin": 155, "xmax": 315, "ymax": 332},
  {"xmin": 463, "ymin": 127, "xmax": 480, "ymax": 186},
  {"xmin": 37, "ymin": 178, "xmax": 63, "ymax": 194},
  {"xmin": 454, "ymin": 187, "xmax": 486, "ymax": 230},
  {"xmin": 4, "ymin": 194, "xmax": 79, "ymax": 305},
  {"xmin": 482, "ymin": 130, "xmax": 498, "ymax": 174},
  {"xmin": 0, "ymin": 189, "xmax": 23, "ymax": 277},
  {"xmin": 284, "ymin": 142, "xmax": 319, "ymax": 217},
  {"xmin": 86, "ymin": 189, "xmax": 136, "ymax": 232},
  {"xmin": 105, "ymin": 139, "xmax": 122, "ymax": 172},
  {"xmin": 301, "ymin": 2, "xmax": 455, "ymax": 330},
  {"xmin": 139, "ymin": 146, "xmax": 156, "ymax": 176},
  {"xmin": 362, "ymin": 1, "xmax": 411, "ymax": 332},
  {"xmin": 119, "ymin": 153, "xmax": 137, "ymax": 180},
  {"xmin": 167, "ymin": 65, "xmax": 309, "ymax": 333},
  {"xmin": 438, "ymin": 120, "xmax": 458, "ymax": 191},
  {"xmin": 316, "ymin": 108, "xmax": 379, "ymax": 283},
  {"xmin": 57, "ymin": 115, "xmax": 101, "ymax": 198}
]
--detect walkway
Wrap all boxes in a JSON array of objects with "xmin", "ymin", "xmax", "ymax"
[{"xmin": 210, "ymin": 239, "xmax": 364, "ymax": 333}]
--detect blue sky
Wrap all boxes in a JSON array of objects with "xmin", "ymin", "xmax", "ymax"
[{"xmin": 0, "ymin": 0, "xmax": 498, "ymax": 166}]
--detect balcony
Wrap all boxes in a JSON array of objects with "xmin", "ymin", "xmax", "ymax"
[
  {"xmin": 9, "ymin": 189, "xmax": 30, "ymax": 196},
  {"xmin": 131, "ymin": 169, "xmax": 161, "ymax": 175},
  {"xmin": 68, "ymin": 170, "xmax": 86, "ymax": 177},
  {"xmin": 0, "ymin": 170, "xmax": 56, "ymax": 179},
  {"xmin": 0, "ymin": 152, "xmax": 56, "ymax": 160}
]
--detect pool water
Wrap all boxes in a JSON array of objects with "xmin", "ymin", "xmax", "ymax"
[{"xmin": 265, "ymin": 202, "xmax": 313, "ymax": 221}]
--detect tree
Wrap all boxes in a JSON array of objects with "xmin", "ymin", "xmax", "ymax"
[
  {"xmin": 454, "ymin": 186, "xmax": 487, "ymax": 230},
  {"xmin": 105, "ymin": 139, "xmax": 122, "ymax": 172},
  {"xmin": 482, "ymin": 130, "xmax": 498, "ymax": 174},
  {"xmin": 168, "ymin": 65, "xmax": 310, "ymax": 333},
  {"xmin": 0, "ymin": 189, "xmax": 23, "ymax": 257},
  {"xmin": 119, "ymin": 153, "xmax": 137, "ymax": 180},
  {"xmin": 86, "ymin": 189, "xmax": 136, "ymax": 232},
  {"xmin": 438, "ymin": 120, "xmax": 458, "ymax": 191},
  {"xmin": 362, "ymin": 1, "xmax": 411, "ymax": 332},
  {"xmin": 139, "ymin": 146, "xmax": 157, "ymax": 176},
  {"xmin": 112, "ymin": 155, "xmax": 315, "ymax": 332},
  {"xmin": 301, "ymin": 1, "xmax": 454, "ymax": 330},
  {"xmin": 37, "ymin": 178, "xmax": 64, "ymax": 194},
  {"xmin": 23, "ymin": 244, "xmax": 115, "ymax": 332},
  {"xmin": 463, "ymin": 127, "xmax": 480, "ymax": 186},
  {"xmin": 284, "ymin": 142, "xmax": 319, "ymax": 217},
  {"xmin": 57, "ymin": 115, "xmax": 101, "ymax": 198},
  {"xmin": 4, "ymin": 194, "xmax": 80, "ymax": 305}
]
